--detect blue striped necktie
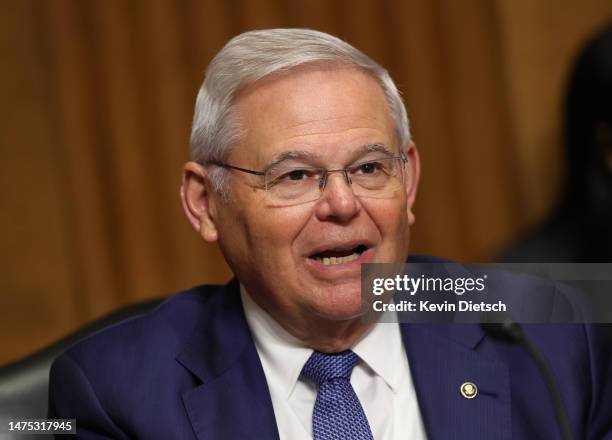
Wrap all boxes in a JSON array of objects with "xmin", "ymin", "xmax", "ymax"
[{"xmin": 301, "ymin": 350, "xmax": 374, "ymax": 440}]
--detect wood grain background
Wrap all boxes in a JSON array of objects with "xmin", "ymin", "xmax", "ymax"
[{"xmin": 1, "ymin": 0, "xmax": 611, "ymax": 364}]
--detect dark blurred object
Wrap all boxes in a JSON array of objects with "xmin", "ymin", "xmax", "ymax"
[
  {"xmin": 501, "ymin": 24, "xmax": 612, "ymax": 263},
  {"xmin": 482, "ymin": 318, "xmax": 574, "ymax": 440},
  {"xmin": 0, "ymin": 297, "xmax": 163, "ymax": 440}
]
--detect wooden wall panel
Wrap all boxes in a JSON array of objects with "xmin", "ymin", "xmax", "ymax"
[
  {"xmin": 42, "ymin": 0, "xmax": 120, "ymax": 314},
  {"xmin": 434, "ymin": 0, "xmax": 521, "ymax": 259},
  {"xmin": 0, "ymin": 0, "xmax": 77, "ymax": 362}
]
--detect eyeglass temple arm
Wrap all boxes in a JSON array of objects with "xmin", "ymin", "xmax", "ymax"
[{"xmin": 208, "ymin": 161, "xmax": 265, "ymax": 176}]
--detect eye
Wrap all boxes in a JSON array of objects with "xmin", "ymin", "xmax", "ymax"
[
  {"xmin": 356, "ymin": 161, "xmax": 382, "ymax": 174},
  {"xmin": 286, "ymin": 169, "xmax": 308, "ymax": 180},
  {"xmin": 271, "ymin": 168, "xmax": 320, "ymax": 184}
]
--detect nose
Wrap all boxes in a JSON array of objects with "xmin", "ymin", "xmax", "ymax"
[{"xmin": 314, "ymin": 171, "xmax": 361, "ymax": 223}]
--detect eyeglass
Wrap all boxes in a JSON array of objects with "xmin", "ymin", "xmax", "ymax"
[{"xmin": 209, "ymin": 155, "xmax": 408, "ymax": 205}]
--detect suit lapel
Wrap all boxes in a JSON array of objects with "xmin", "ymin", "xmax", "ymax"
[
  {"xmin": 402, "ymin": 324, "xmax": 512, "ymax": 440},
  {"xmin": 176, "ymin": 280, "xmax": 280, "ymax": 440}
]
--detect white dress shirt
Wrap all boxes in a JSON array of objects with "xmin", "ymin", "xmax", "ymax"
[{"xmin": 240, "ymin": 288, "xmax": 428, "ymax": 440}]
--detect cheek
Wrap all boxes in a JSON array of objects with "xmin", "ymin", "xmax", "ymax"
[
  {"xmin": 237, "ymin": 201, "xmax": 313, "ymax": 259},
  {"xmin": 236, "ymin": 204, "xmax": 316, "ymax": 298},
  {"xmin": 365, "ymin": 198, "xmax": 411, "ymax": 253},
  {"xmin": 369, "ymin": 196, "xmax": 409, "ymax": 230}
]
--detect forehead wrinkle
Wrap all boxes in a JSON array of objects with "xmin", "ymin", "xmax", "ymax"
[
  {"xmin": 281, "ymin": 116, "xmax": 390, "ymax": 140},
  {"xmin": 283, "ymin": 113, "xmax": 386, "ymax": 130},
  {"xmin": 266, "ymin": 150, "xmax": 320, "ymax": 169},
  {"xmin": 281, "ymin": 126, "xmax": 387, "ymax": 144}
]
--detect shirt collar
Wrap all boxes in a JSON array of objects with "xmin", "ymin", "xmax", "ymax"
[
  {"xmin": 351, "ymin": 315, "xmax": 402, "ymax": 392},
  {"xmin": 241, "ymin": 286, "xmax": 312, "ymax": 399},
  {"xmin": 240, "ymin": 285, "xmax": 402, "ymax": 396}
]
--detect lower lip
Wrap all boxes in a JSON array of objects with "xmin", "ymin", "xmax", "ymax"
[{"xmin": 304, "ymin": 247, "xmax": 374, "ymax": 275}]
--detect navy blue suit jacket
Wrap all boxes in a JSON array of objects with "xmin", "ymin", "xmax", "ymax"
[{"xmin": 49, "ymin": 268, "xmax": 612, "ymax": 439}]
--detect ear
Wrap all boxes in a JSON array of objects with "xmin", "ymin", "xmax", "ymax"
[
  {"xmin": 404, "ymin": 141, "xmax": 421, "ymax": 225},
  {"xmin": 180, "ymin": 161, "xmax": 219, "ymax": 242}
]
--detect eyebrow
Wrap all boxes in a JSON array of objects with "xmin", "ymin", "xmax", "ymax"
[
  {"xmin": 265, "ymin": 150, "xmax": 319, "ymax": 170},
  {"xmin": 360, "ymin": 143, "xmax": 395, "ymax": 158},
  {"xmin": 265, "ymin": 143, "xmax": 395, "ymax": 169}
]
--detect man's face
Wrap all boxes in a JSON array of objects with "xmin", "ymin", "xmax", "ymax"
[{"xmin": 186, "ymin": 66, "xmax": 419, "ymax": 330}]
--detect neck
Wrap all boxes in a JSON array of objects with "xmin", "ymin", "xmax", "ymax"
[
  {"xmin": 242, "ymin": 286, "xmax": 374, "ymax": 353},
  {"xmin": 286, "ymin": 316, "xmax": 374, "ymax": 353}
]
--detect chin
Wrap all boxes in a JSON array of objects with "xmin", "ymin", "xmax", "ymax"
[
  {"xmin": 310, "ymin": 285, "xmax": 364, "ymax": 321},
  {"xmin": 317, "ymin": 308, "xmax": 364, "ymax": 322}
]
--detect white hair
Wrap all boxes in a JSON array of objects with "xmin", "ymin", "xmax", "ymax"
[{"xmin": 189, "ymin": 28, "xmax": 411, "ymax": 197}]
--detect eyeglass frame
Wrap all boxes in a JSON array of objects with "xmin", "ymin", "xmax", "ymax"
[{"xmin": 206, "ymin": 153, "xmax": 409, "ymax": 195}]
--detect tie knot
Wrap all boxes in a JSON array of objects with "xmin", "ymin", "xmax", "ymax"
[{"xmin": 301, "ymin": 350, "xmax": 359, "ymax": 385}]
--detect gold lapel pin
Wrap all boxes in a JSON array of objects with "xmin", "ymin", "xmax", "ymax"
[{"xmin": 460, "ymin": 382, "xmax": 477, "ymax": 399}]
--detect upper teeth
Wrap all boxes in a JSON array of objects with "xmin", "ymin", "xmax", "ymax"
[{"xmin": 315, "ymin": 253, "xmax": 360, "ymax": 265}]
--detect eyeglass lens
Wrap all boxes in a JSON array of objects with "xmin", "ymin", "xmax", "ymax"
[{"xmin": 263, "ymin": 157, "xmax": 406, "ymax": 205}]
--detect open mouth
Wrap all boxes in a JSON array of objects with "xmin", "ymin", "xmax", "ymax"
[{"xmin": 309, "ymin": 244, "xmax": 369, "ymax": 266}]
